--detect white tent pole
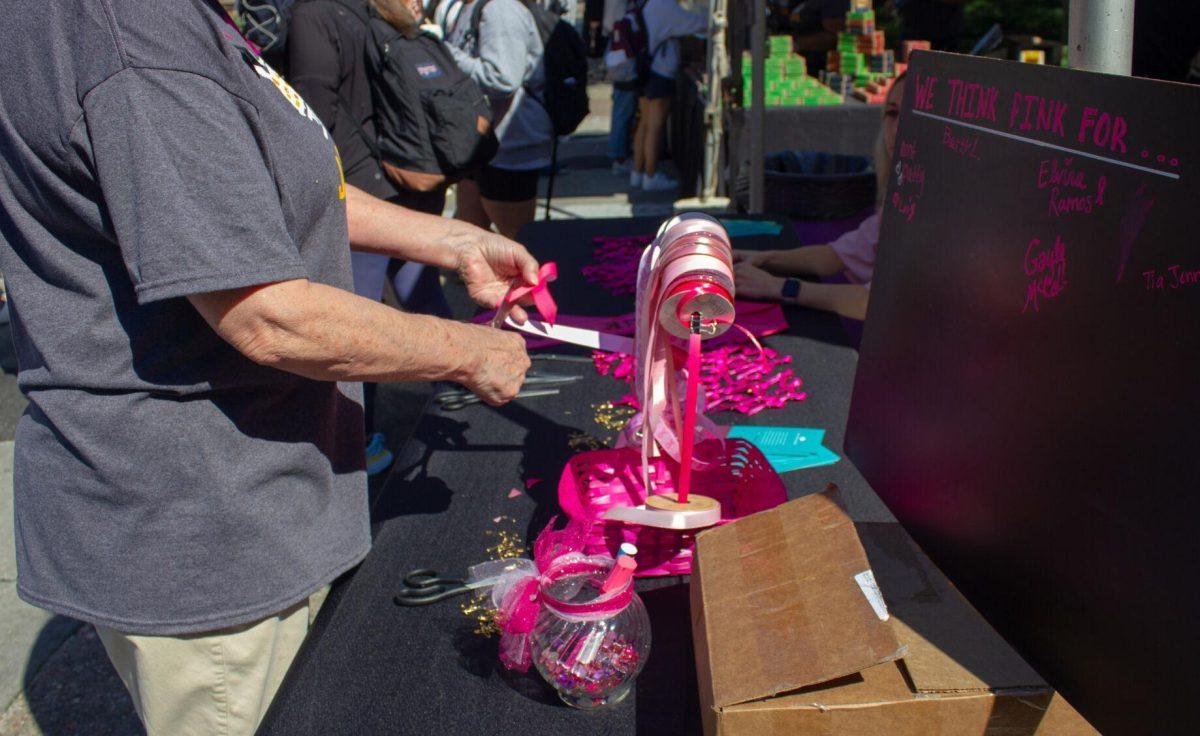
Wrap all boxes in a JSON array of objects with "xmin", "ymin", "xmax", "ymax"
[
  {"xmin": 1067, "ymin": 0, "xmax": 1134, "ymax": 75},
  {"xmin": 749, "ymin": 0, "xmax": 766, "ymax": 213}
]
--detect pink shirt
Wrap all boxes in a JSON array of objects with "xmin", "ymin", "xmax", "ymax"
[{"xmin": 829, "ymin": 212, "xmax": 881, "ymax": 288}]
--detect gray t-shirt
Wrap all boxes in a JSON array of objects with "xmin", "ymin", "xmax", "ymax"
[{"xmin": 0, "ymin": 0, "xmax": 370, "ymax": 635}]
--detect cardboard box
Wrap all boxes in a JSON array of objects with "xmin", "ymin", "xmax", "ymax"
[{"xmin": 691, "ymin": 488, "xmax": 1097, "ymax": 735}]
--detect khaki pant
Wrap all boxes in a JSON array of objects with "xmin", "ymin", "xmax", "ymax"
[{"xmin": 96, "ymin": 587, "xmax": 329, "ymax": 736}]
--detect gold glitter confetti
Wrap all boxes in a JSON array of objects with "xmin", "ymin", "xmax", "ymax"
[
  {"xmin": 567, "ymin": 431, "xmax": 607, "ymax": 451},
  {"xmin": 592, "ymin": 401, "xmax": 636, "ymax": 432},
  {"xmin": 460, "ymin": 515, "xmax": 527, "ymax": 636},
  {"xmin": 459, "ymin": 593, "xmax": 500, "ymax": 636}
]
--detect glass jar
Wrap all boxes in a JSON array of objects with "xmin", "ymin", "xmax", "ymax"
[{"xmin": 529, "ymin": 560, "xmax": 651, "ymax": 709}]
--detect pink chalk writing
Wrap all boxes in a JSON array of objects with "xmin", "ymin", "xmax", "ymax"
[
  {"xmin": 890, "ymin": 139, "xmax": 924, "ymax": 220},
  {"xmin": 941, "ymin": 126, "xmax": 979, "ymax": 159},
  {"xmin": 1143, "ymin": 266, "xmax": 1200, "ymax": 291},
  {"xmin": 1036, "ymin": 158, "xmax": 1107, "ymax": 218},
  {"xmin": 945, "ymin": 79, "xmax": 999, "ymax": 121},
  {"xmin": 899, "ymin": 160, "xmax": 926, "ymax": 196},
  {"xmin": 891, "ymin": 191, "xmax": 917, "ymax": 221},
  {"xmin": 1078, "ymin": 107, "xmax": 1127, "ymax": 153},
  {"xmin": 914, "ymin": 73, "xmax": 937, "ymax": 111},
  {"xmin": 1008, "ymin": 92, "xmax": 1067, "ymax": 137},
  {"xmin": 1023, "ymin": 236, "xmax": 1068, "ymax": 313}
]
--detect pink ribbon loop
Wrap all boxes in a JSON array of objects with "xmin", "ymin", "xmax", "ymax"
[{"xmin": 503, "ymin": 262, "xmax": 559, "ymax": 326}]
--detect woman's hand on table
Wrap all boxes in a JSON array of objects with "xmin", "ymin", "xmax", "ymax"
[
  {"xmin": 732, "ymin": 249, "xmax": 778, "ymax": 269},
  {"xmin": 734, "ymin": 261, "xmax": 786, "ymax": 301}
]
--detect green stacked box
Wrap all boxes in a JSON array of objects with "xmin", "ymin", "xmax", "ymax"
[
  {"xmin": 839, "ymin": 52, "xmax": 865, "ymax": 74},
  {"xmin": 742, "ymin": 45, "xmax": 842, "ymax": 106},
  {"xmin": 768, "ymin": 35, "xmax": 793, "ymax": 57}
]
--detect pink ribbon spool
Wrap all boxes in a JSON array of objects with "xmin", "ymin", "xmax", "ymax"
[
  {"xmin": 651, "ymin": 214, "xmax": 736, "ymax": 341},
  {"xmin": 633, "ymin": 213, "xmax": 736, "ymax": 504}
]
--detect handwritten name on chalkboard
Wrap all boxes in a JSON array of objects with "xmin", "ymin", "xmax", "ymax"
[
  {"xmin": 1037, "ymin": 158, "xmax": 1107, "ymax": 217},
  {"xmin": 890, "ymin": 139, "xmax": 924, "ymax": 221},
  {"xmin": 1143, "ymin": 266, "xmax": 1200, "ymax": 291},
  {"xmin": 1023, "ymin": 235, "xmax": 1068, "ymax": 313}
]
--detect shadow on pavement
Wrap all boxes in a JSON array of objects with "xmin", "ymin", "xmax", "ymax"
[{"xmin": 19, "ymin": 619, "xmax": 142, "ymax": 736}]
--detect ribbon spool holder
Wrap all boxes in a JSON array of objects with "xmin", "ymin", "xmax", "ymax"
[{"xmin": 606, "ymin": 213, "xmax": 737, "ymax": 530}]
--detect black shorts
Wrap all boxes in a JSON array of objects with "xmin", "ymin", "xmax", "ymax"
[
  {"xmin": 476, "ymin": 165, "xmax": 540, "ymax": 202},
  {"xmin": 641, "ymin": 72, "xmax": 675, "ymax": 100}
]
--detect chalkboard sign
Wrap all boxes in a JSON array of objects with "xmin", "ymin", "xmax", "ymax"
[{"xmin": 846, "ymin": 52, "xmax": 1200, "ymax": 735}]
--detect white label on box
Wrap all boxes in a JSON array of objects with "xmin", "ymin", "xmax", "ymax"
[{"xmin": 854, "ymin": 569, "xmax": 890, "ymax": 621}]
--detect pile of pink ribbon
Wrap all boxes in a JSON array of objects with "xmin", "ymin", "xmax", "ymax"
[
  {"xmin": 594, "ymin": 342, "xmax": 806, "ymax": 416},
  {"xmin": 581, "ymin": 235, "xmax": 654, "ymax": 296}
]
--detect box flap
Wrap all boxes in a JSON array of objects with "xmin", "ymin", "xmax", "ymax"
[
  {"xmin": 693, "ymin": 487, "xmax": 904, "ymax": 709},
  {"xmin": 857, "ymin": 523, "xmax": 1047, "ymax": 692}
]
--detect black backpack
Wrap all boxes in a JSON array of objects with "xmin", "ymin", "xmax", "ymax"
[
  {"xmin": 470, "ymin": 0, "xmax": 590, "ymax": 137},
  {"xmin": 236, "ymin": 0, "xmax": 297, "ymax": 54},
  {"xmin": 365, "ymin": 20, "xmax": 499, "ymax": 191}
]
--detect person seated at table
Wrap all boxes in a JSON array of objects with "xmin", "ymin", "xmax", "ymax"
[{"xmin": 732, "ymin": 72, "xmax": 905, "ymax": 321}]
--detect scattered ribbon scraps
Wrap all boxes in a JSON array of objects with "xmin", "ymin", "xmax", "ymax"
[
  {"xmin": 582, "ymin": 235, "xmax": 654, "ymax": 295},
  {"xmin": 594, "ymin": 343, "xmax": 807, "ymax": 416}
]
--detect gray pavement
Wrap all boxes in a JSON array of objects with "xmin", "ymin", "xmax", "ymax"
[{"xmin": 0, "ymin": 80, "xmax": 653, "ymax": 735}]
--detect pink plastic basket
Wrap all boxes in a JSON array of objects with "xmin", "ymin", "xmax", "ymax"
[{"xmin": 557, "ymin": 438, "xmax": 788, "ymax": 576}]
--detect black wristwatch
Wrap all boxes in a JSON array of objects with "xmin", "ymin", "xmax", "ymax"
[{"xmin": 781, "ymin": 278, "xmax": 801, "ymax": 301}]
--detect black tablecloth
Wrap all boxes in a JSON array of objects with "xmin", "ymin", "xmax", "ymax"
[{"xmin": 259, "ymin": 216, "xmax": 884, "ymax": 736}]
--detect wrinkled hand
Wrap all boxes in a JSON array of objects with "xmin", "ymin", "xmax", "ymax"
[
  {"xmin": 456, "ymin": 323, "xmax": 531, "ymax": 406},
  {"xmin": 453, "ymin": 230, "xmax": 541, "ymax": 323},
  {"xmin": 732, "ymin": 248, "xmax": 777, "ymax": 268},
  {"xmin": 734, "ymin": 261, "xmax": 786, "ymax": 301}
]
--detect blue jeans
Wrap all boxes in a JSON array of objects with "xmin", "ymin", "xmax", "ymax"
[{"xmin": 608, "ymin": 85, "xmax": 639, "ymax": 162}]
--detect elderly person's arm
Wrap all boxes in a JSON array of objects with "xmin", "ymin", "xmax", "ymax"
[
  {"xmin": 343, "ymin": 184, "xmax": 540, "ymax": 320},
  {"xmin": 187, "ymin": 183, "xmax": 544, "ymax": 405},
  {"xmin": 188, "ymin": 279, "xmax": 529, "ymax": 404}
]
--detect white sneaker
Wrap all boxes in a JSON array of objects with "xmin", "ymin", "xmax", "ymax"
[
  {"xmin": 641, "ymin": 171, "xmax": 678, "ymax": 192},
  {"xmin": 630, "ymin": 171, "xmax": 644, "ymax": 188},
  {"xmin": 612, "ymin": 159, "xmax": 633, "ymax": 176}
]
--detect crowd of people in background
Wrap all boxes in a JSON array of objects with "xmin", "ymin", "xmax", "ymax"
[{"xmin": 272, "ymin": 0, "xmax": 563, "ymax": 473}]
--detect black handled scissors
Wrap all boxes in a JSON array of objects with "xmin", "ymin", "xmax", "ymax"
[{"xmin": 394, "ymin": 569, "xmax": 475, "ymax": 606}]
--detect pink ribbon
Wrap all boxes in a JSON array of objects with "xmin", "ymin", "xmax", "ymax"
[
  {"xmin": 498, "ymin": 262, "xmax": 558, "ymax": 326},
  {"xmin": 485, "ymin": 520, "xmax": 631, "ymax": 672}
]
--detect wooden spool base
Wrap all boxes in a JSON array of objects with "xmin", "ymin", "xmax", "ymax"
[{"xmin": 645, "ymin": 493, "xmax": 720, "ymax": 514}]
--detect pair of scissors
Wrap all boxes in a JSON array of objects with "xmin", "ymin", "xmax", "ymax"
[
  {"xmin": 435, "ymin": 387, "xmax": 563, "ymax": 411},
  {"xmin": 394, "ymin": 569, "xmax": 476, "ymax": 606},
  {"xmin": 532, "ymin": 353, "xmax": 594, "ymax": 364}
]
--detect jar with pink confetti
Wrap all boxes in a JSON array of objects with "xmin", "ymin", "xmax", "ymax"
[{"xmin": 529, "ymin": 559, "xmax": 651, "ymax": 709}]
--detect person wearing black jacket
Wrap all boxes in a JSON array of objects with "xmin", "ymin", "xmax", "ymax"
[{"xmin": 289, "ymin": 0, "xmax": 450, "ymax": 476}]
